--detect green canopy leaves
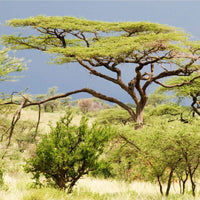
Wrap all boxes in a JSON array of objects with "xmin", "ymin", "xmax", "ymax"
[
  {"xmin": 157, "ymin": 72, "xmax": 200, "ymax": 97},
  {"xmin": 2, "ymin": 16, "xmax": 189, "ymax": 63},
  {"xmin": 0, "ymin": 48, "xmax": 27, "ymax": 82},
  {"xmin": 6, "ymin": 16, "xmax": 176, "ymax": 33}
]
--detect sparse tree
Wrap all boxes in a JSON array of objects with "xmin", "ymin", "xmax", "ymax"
[
  {"xmin": 146, "ymin": 92, "xmax": 168, "ymax": 107},
  {"xmin": 35, "ymin": 87, "xmax": 59, "ymax": 112},
  {"xmin": 78, "ymin": 98, "xmax": 92, "ymax": 114}
]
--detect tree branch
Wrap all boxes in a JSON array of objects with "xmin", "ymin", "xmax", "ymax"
[
  {"xmin": 77, "ymin": 59, "xmax": 138, "ymax": 102},
  {"xmin": 70, "ymin": 31, "xmax": 90, "ymax": 47},
  {"xmin": 25, "ymin": 88, "xmax": 136, "ymax": 119},
  {"xmin": 191, "ymin": 94, "xmax": 200, "ymax": 116},
  {"xmin": 5, "ymin": 98, "xmax": 27, "ymax": 148},
  {"xmin": 34, "ymin": 104, "xmax": 41, "ymax": 143},
  {"xmin": 77, "ymin": 59, "xmax": 118, "ymax": 84},
  {"xmin": 154, "ymin": 75, "xmax": 200, "ymax": 88},
  {"xmin": 1, "ymin": 88, "xmax": 137, "ymax": 147}
]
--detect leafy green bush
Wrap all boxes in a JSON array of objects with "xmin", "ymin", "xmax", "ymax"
[
  {"xmin": 96, "ymin": 107, "xmax": 134, "ymax": 125},
  {"xmin": 24, "ymin": 111, "xmax": 115, "ymax": 193},
  {"xmin": 90, "ymin": 160, "xmax": 113, "ymax": 179},
  {"xmin": 149, "ymin": 104, "xmax": 184, "ymax": 116}
]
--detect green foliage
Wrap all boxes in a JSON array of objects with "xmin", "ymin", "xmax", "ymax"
[
  {"xmin": 156, "ymin": 73, "xmax": 200, "ymax": 117},
  {"xmin": 146, "ymin": 93, "xmax": 169, "ymax": 107},
  {"xmin": 119, "ymin": 119, "xmax": 200, "ymax": 196},
  {"xmin": 90, "ymin": 160, "xmax": 113, "ymax": 179},
  {"xmin": 0, "ymin": 166, "xmax": 9, "ymax": 191},
  {"xmin": 96, "ymin": 107, "xmax": 133, "ymax": 125},
  {"xmin": 0, "ymin": 48, "xmax": 27, "ymax": 82},
  {"xmin": 6, "ymin": 16, "xmax": 175, "ymax": 32},
  {"xmin": 2, "ymin": 16, "xmax": 200, "ymax": 126},
  {"xmin": 24, "ymin": 111, "xmax": 115, "ymax": 193},
  {"xmin": 149, "ymin": 104, "xmax": 186, "ymax": 116},
  {"xmin": 0, "ymin": 168, "xmax": 4, "ymax": 187},
  {"xmin": 108, "ymin": 139, "xmax": 138, "ymax": 181},
  {"xmin": 2, "ymin": 16, "xmax": 188, "ymax": 63},
  {"xmin": 157, "ymin": 72, "xmax": 200, "ymax": 98}
]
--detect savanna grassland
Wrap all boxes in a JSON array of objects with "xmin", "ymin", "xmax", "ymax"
[
  {"xmin": 2, "ymin": 16, "xmax": 200, "ymax": 200},
  {"xmin": 1, "ymin": 102, "xmax": 200, "ymax": 200}
]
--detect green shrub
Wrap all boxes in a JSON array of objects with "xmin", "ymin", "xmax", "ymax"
[
  {"xmin": 96, "ymin": 107, "xmax": 133, "ymax": 125},
  {"xmin": 24, "ymin": 111, "xmax": 115, "ymax": 193}
]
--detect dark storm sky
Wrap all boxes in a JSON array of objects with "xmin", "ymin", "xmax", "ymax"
[{"xmin": 0, "ymin": 1, "xmax": 200, "ymax": 102}]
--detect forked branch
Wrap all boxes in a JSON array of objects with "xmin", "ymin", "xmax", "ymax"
[
  {"xmin": 1, "ymin": 87, "xmax": 136, "ymax": 148},
  {"xmin": 154, "ymin": 75, "xmax": 200, "ymax": 88}
]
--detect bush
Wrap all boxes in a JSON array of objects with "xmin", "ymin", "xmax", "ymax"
[
  {"xmin": 96, "ymin": 107, "xmax": 133, "ymax": 125},
  {"xmin": 24, "ymin": 111, "xmax": 115, "ymax": 193}
]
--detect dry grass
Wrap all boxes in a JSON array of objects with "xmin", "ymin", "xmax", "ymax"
[
  {"xmin": 20, "ymin": 109, "xmax": 82, "ymax": 133},
  {"xmin": 0, "ymin": 166, "xmax": 198, "ymax": 200},
  {"xmin": 0, "ymin": 174, "xmax": 197, "ymax": 200}
]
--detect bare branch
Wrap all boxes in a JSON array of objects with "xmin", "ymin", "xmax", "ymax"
[
  {"xmin": 6, "ymin": 98, "xmax": 27, "ymax": 148},
  {"xmin": 26, "ymin": 87, "xmax": 136, "ymax": 120},
  {"xmin": 1, "ymin": 88, "xmax": 137, "ymax": 147},
  {"xmin": 70, "ymin": 31, "xmax": 90, "ymax": 47},
  {"xmin": 34, "ymin": 104, "xmax": 41, "ymax": 143},
  {"xmin": 77, "ymin": 59, "xmax": 138, "ymax": 100},
  {"xmin": 77, "ymin": 59, "xmax": 118, "ymax": 83}
]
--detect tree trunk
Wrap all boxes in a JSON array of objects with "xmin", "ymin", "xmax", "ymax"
[
  {"xmin": 181, "ymin": 171, "xmax": 188, "ymax": 194},
  {"xmin": 135, "ymin": 103, "xmax": 145, "ymax": 129},
  {"xmin": 189, "ymin": 170, "xmax": 196, "ymax": 197},
  {"xmin": 157, "ymin": 175, "xmax": 163, "ymax": 195},
  {"xmin": 54, "ymin": 175, "xmax": 66, "ymax": 190},
  {"xmin": 165, "ymin": 169, "xmax": 174, "ymax": 196}
]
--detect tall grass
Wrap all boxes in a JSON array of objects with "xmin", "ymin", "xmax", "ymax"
[{"xmin": 0, "ymin": 172, "xmax": 198, "ymax": 200}]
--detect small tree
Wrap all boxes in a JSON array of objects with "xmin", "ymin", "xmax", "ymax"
[
  {"xmin": 146, "ymin": 92, "xmax": 168, "ymax": 107},
  {"xmin": 24, "ymin": 111, "xmax": 114, "ymax": 193},
  {"xmin": 78, "ymin": 98, "xmax": 92, "ymax": 114},
  {"xmin": 120, "ymin": 119, "xmax": 200, "ymax": 196},
  {"xmin": 35, "ymin": 87, "xmax": 61, "ymax": 112},
  {"xmin": 43, "ymin": 87, "xmax": 59, "ymax": 112}
]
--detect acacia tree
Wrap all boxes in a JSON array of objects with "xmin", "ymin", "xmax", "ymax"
[
  {"xmin": 120, "ymin": 120, "xmax": 200, "ymax": 196},
  {"xmin": 2, "ymin": 16, "xmax": 200, "ymax": 127}
]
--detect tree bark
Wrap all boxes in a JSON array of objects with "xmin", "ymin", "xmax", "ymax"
[
  {"xmin": 181, "ymin": 171, "xmax": 188, "ymax": 194},
  {"xmin": 135, "ymin": 100, "xmax": 146, "ymax": 129},
  {"xmin": 136, "ymin": 106, "xmax": 144, "ymax": 125},
  {"xmin": 188, "ymin": 168, "xmax": 196, "ymax": 197},
  {"xmin": 157, "ymin": 175, "xmax": 163, "ymax": 196},
  {"xmin": 165, "ymin": 169, "xmax": 174, "ymax": 196}
]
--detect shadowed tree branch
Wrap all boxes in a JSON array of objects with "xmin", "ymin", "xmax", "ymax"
[{"xmin": 1, "ymin": 87, "xmax": 136, "ymax": 147}]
